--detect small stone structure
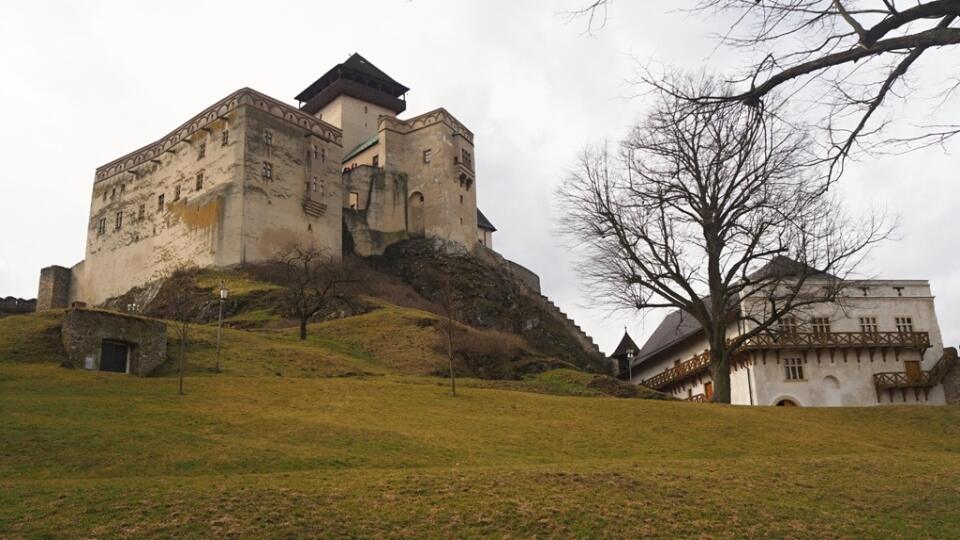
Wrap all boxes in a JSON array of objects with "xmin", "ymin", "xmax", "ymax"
[
  {"xmin": 38, "ymin": 266, "xmax": 72, "ymax": 310},
  {"xmin": 61, "ymin": 308, "xmax": 167, "ymax": 376},
  {"xmin": 941, "ymin": 348, "xmax": 960, "ymax": 405}
]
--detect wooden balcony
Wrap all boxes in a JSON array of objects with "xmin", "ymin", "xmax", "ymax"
[
  {"xmin": 641, "ymin": 331, "xmax": 932, "ymax": 392},
  {"xmin": 874, "ymin": 349, "xmax": 957, "ymax": 403},
  {"xmin": 742, "ymin": 331, "xmax": 930, "ymax": 351}
]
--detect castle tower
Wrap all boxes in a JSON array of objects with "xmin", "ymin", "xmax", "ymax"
[{"xmin": 295, "ymin": 53, "xmax": 409, "ymax": 154}]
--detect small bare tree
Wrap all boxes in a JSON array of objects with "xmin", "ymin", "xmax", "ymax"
[
  {"xmin": 273, "ymin": 245, "xmax": 350, "ymax": 340},
  {"xmin": 159, "ymin": 268, "xmax": 196, "ymax": 396},
  {"xmin": 440, "ymin": 271, "xmax": 459, "ymax": 397},
  {"xmin": 558, "ymin": 76, "xmax": 891, "ymax": 403}
]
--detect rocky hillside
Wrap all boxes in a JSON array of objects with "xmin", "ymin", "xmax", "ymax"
[{"xmin": 102, "ymin": 239, "xmax": 607, "ymax": 378}]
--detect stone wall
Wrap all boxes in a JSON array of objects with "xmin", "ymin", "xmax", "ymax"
[
  {"xmin": 37, "ymin": 265, "xmax": 72, "ymax": 310},
  {"xmin": 342, "ymin": 165, "xmax": 410, "ymax": 255},
  {"xmin": 60, "ymin": 309, "xmax": 167, "ymax": 376},
  {"xmin": 0, "ymin": 296, "xmax": 37, "ymax": 317}
]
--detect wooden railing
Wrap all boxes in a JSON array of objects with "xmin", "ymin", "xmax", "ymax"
[
  {"xmin": 642, "ymin": 331, "xmax": 932, "ymax": 391},
  {"xmin": 686, "ymin": 393, "xmax": 706, "ymax": 403},
  {"xmin": 742, "ymin": 331, "xmax": 929, "ymax": 351},
  {"xmin": 642, "ymin": 351, "xmax": 712, "ymax": 391},
  {"xmin": 874, "ymin": 350, "xmax": 957, "ymax": 397}
]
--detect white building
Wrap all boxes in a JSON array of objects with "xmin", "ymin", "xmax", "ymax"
[{"xmin": 613, "ymin": 264, "xmax": 958, "ymax": 407}]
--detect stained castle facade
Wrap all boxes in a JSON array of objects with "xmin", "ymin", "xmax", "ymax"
[{"xmin": 38, "ymin": 54, "xmax": 498, "ymax": 308}]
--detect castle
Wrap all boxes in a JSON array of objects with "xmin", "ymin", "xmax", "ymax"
[{"xmin": 37, "ymin": 54, "xmax": 498, "ymax": 309}]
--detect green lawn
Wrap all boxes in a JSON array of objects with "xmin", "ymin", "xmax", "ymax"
[{"xmin": 2, "ymin": 362, "xmax": 960, "ymax": 538}]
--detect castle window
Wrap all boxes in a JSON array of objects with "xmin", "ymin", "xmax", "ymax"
[
  {"xmin": 312, "ymin": 145, "xmax": 320, "ymax": 160},
  {"xmin": 811, "ymin": 317, "xmax": 831, "ymax": 335},
  {"xmin": 423, "ymin": 149, "xmax": 432, "ymax": 163},
  {"xmin": 157, "ymin": 194, "xmax": 165, "ymax": 212},
  {"xmin": 321, "ymin": 148, "xmax": 326, "ymax": 162},
  {"xmin": 784, "ymin": 357, "xmax": 804, "ymax": 381},
  {"xmin": 894, "ymin": 286, "xmax": 904, "ymax": 297},
  {"xmin": 111, "ymin": 188, "xmax": 116, "ymax": 199},
  {"xmin": 120, "ymin": 183, "xmax": 126, "ymax": 193},
  {"xmin": 461, "ymin": 149, "xmax": 473, "ymax": 169},
  {"xmin": 262, "ymin": 162, "xmax": 273, "ymax": 180},
  {"xmin": 137, "ymin": 204, "xmax": 145, "ymax": 221},
  {"xmin": 97, "ymin": 217, "xmax": 106, "ymax": 236},
  {"xmin": 777, "ymin": 316, "xmax": 797, "ymax": 335},
  {"xmin": 115, "ymin": 210, "xmax": 123, "ymax": 231},
  {"xmin": 459, "ymin": 217, "xmax": 463, "ymax": 224},
  {"xmin": 348, "ymin": 192, "xmax": 359, "ymax": 209},
  {"xmin": 103, "ymin": 191, "xmax": 107, "ymax": 202},
  {"xmin": 195, "ymin": 172, "xmax": 204, "ymax": 191},
  {"xmin": 460, "ymin": 195, "xmax": 464, "ymax": 205},
  {"xmin": 895, "ymin": 317, "xmax": 913, "ymax": 333},
  {"xmin": 859, "ymin": 317, "xmax": 878, "ymax": 333},
  {"xmin": 222, "ymin": 129, "xmax": 229, "ymax": 146},
  {"xmin": 174, "ymin": 185, "xmax": 181, "ymax": 201},
  {"xmin": 372, "ymin": 155, "xmax": 379, "ymax": 167},
  {"xmin": 198, "ymin": 142, "xmax": 206, "ymax": 159},
  {"xmin": 264, "ymin": 131, "xmax": 273, "ymax": 146},
  {"xmin": 364, "ymin": 105, "xmax": 368, "ymax": 114},
  {"xmin": 311, "ymin": 176, "xmax": 319, "ymax": 192},
  {"xmin": 859, "ymin": 286, "xmax": 870, "ymax": 296}
]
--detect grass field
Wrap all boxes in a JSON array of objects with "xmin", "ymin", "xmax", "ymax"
[{"xmin": 2, "ymin": 312, "xmax": 960, "ymax": 538}]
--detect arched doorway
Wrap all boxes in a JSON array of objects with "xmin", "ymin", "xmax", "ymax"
[
  {"xmin": 408, "ymin": 192, "xmax": 425, "ymax": 236},
  {"xmin": 775, "ymin": 399, "xmax": 799, "ymax": 407}
]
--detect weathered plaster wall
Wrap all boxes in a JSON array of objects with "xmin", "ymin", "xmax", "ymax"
[
  {"xmin": 341, "ymin": 165, "xmax": 409, "ymax": 256},
  {"xmin": 61, "ymin": 308, "xmax": 167, "ymax": 376},
  {"xmin": 318, "ymin": 94, "xmax": 396, "ymax": 154},
  {"xmin": 240, "ymin": 106, "xmax": 343, "ymax": 262}
]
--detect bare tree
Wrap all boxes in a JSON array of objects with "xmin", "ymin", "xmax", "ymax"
[
  {"xmin": 159, "ymin": 268, "xmax": 196, "ymax": 396},
  {"xmin": 273, "ymin": 245, "xmax": 350, "ymax": 340},
  {"xmin": 557, "ymin": 76, "xmax": 891, "ymax": 403},
  {"xmin": 572, "ymin": 1, "xmax": 960, "ymax": 181},
  {"xmin": 439, "ymin": 271, "xmax": 459, "ymax": 397}
]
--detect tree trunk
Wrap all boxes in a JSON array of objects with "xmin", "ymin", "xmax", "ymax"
[
  {"xmin": 178, "ymin": 334, "xmax": 185, "ymax": 396},
  {"xmin": 299, "ymin": 316, "xmax": 308, "ymax": 340},
  {"xmin": 710, "ymin": 339, "xmax": 732, "ymax": 404},
  {"xmin": 446, "ymin": 320, "xmax": 457, "ymax": 397}
]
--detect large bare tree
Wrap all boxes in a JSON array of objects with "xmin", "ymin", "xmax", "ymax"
[
  {"xmin": 272, "ymin": 245, "xmax": 351, "ymax": 341},
  {"xmin": 558, "ymin": 77, "xmax": 890, "ymax": 403},
  {"xmin": 572, "ymin": 1, "xmax": 960, "ymax": 180}
]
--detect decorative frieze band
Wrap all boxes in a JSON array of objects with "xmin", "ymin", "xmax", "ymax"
[
  {"xmin": 95, "ymin": 88, "xmax": 343, "ymax": 183},
  {"xmin": 379, "ymin": 107, "xmax": 474, "ymax": 143}
]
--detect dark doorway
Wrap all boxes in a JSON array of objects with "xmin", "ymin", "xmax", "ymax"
[{"xmin": 100, "ymin": 341, "xmax": 129, "ymax": 373}]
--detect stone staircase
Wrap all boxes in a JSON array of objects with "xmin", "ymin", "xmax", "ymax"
[{"xmin": 534, "ymin": 293, "xmax": 603, "ymax": 358}]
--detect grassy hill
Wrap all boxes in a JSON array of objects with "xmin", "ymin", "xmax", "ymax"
[{"xmin": 2, "ymin": 310, "xmax": 960, "ymax": 538}]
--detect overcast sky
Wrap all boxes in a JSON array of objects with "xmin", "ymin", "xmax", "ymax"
[{"xmin": 1, "ymin": 1, "xmax": 956, "ymax": 353}]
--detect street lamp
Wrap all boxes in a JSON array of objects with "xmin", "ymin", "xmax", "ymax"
[{"xmin": 216, "ymin": 283, "xmax": 228, "ymax": 373}]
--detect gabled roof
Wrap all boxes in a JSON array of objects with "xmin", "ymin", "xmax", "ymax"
[
  {"xmin": 477, "ymin": 209, "xmax": 497, "ymax": 231},
  {"xmin": 610, "ymin": 331, "xmax": 639, "ymax": 359},
  {"xmin": 295, "ymin": 53, "xmax": 409, "ymax": 104},
  {"xmin": 630, "ymin": 256, "xmax": 837, "ymax": 368}
]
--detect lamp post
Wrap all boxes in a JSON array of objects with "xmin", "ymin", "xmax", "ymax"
[{"xmin": 216, "ymin": 283, "xmax": 228, "ymax": 373}]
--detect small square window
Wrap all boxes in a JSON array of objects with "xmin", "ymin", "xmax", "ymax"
[
  {"xmin": 811, "ymin": 317, "xmax": 831, "ymax": 334},
  {"xmin": 778, "ymin": 316, "xmax": 798, "ymax": 335},
  {"xmin": 784, "ymin": 358, "xmax": 804, "ymax": 380},
  {"xmin": 198, "ymin": 142, "xmax": 206, "ymax": 159},
  {"xmin": 895, "ymin": 317, "xmax": 913, "ymax": 333},
  {"xmin": 262, "ymin": 162, "xmax": 273, "ymax": 180},
  {"xmin": 423, "ymin": 149, "xmax": 432, "ymax": 163}
]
